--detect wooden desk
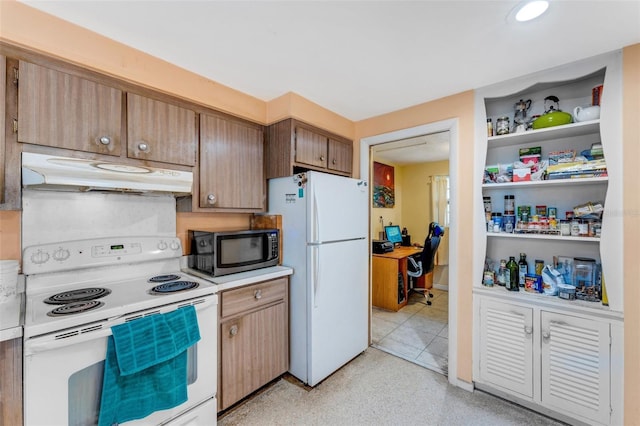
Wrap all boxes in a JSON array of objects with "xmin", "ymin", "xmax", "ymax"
[{"xmin": 372, "ymin": 246, "xmax": 423, "ymax": 312}]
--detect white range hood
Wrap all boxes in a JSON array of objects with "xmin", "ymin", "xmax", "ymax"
[{"xmin": 22, "ymin": 152, "xmax": 193, "ymax": 196}]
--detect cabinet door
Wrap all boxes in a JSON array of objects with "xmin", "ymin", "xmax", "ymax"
[
  {"xmin": 541, "ymin": 311, "xmax": 610, "ymax": 425},
  {"xmin": 327, "ymin": 138, "xmax": 352, "ymax": 174},
  {"xmin": 479, "ymin": 298, "xmax": 533, "ymax": 398},
  {"xmin": 17, "ymin": 61, "xmax": 122, "ymax": 155},
  {"xmin": 1, "ymin": 55, "xmax": 5, "ymax": 205},
  {"xmin": 220, "ymin": 302, "xmax": 287, "ymax": 410},
  {"xmin": 295, "ymin": 127, "xmax": 327, "ymax": 168},
  {"xmin": 199, "ymin": 114, "xmax": 264, "ymax": 210},
  {"xmin": 127, "ymin": 93, "xmax": 196, "ymax": 166}
]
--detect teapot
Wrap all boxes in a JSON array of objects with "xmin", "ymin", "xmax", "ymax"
[{"xmin": 573, "ymin": 105, "xmax": 601, "ymax": 122}]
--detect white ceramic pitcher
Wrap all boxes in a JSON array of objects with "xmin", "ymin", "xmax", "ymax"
[{"xmin": 573, "ymin": 105, "xmax": 600, "ymax": 122}]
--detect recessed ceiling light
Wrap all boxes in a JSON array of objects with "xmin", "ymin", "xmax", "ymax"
[{"xmin": 515, "ymin": 0, "xmax": 549, "ymax": 22}]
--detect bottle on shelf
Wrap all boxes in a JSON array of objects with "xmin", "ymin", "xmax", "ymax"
[
  {"xmin": 497, "ymin": 259, "xmax": 507, "ymax": 286},
  {"xmin": 518, "ymin": 253, "xmax": 528, "ymax": 288},
  {"xmin": 506, "ymin": 256, "xmax": 519, "ymax": 291}
]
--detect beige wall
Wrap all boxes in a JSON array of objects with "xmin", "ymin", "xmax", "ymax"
[
  {"xmin": 1, "ymin": 2, "xmax": 639, "ymax": 423},
  {"xmin": 623, "ymin": 43, "xmax": 640, "ymax": 425},
  {"xmin": 355, "ymin": 91, "xmax": 476, "ymax": 384}
]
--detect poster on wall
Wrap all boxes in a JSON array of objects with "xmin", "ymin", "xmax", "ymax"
[{"xmin": 373, "ymin": 161, "xmax": 395, "ymax": 208}]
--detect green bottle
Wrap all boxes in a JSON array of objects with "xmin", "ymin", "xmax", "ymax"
[{"xmin": 506, "ymin": 256, "xmax": 519, "ymax": 291}]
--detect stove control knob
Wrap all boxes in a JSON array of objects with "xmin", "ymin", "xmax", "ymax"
[
  {"xmin": 31, "ymin": 250, "xmax": 50, "ymax": 265},
  {"xmin": 157, "ymin": 241, "xmax": 168, "ymax": 251},
  {"xmin": 170, "ymin": 241, "xmax": 181, "ymax": 251},
  {"xmin": 52, "ymin": 248, "xmax": 70, "ymax": 262}
]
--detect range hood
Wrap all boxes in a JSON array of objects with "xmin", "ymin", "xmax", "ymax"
[{"xmin": 22, "ymin": 152, "xmax": 193, "ymax": 196}]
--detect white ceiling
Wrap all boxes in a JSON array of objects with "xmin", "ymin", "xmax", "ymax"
[{"xmin": 18, "ymin": 1, "xmax": 640, "ymax": 164}]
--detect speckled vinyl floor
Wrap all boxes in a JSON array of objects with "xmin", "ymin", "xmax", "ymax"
[
  {"xmin": 217, "ymin": 347, "xmax": 562, "ymax": 426},
  {"xmin": 372, "ymin": 289, "xmax": 449, "ymax": 375}
]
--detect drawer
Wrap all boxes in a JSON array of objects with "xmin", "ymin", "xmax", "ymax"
[{"xmin": 220, "ymin": 277, "xmax": 287, "ymax": 318}]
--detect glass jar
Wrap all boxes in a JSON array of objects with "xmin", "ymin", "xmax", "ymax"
[
  {"xmin": 570, "ymin": 218, "xmax": 580, "ymax": 236},
  {"xmin": 559, "ymin": 220, "xmax": 571, "ymax": 236},
  {"xmin": 504, "ymin": 195, "xmax": 515, "ymax": 215},
  {"xmin": 496, "ymin": 116, "xmax": 510, "ymax": 135},
  {"xmin": 578, "ymin": 219, "xmax": 589, "ymax": 236}
]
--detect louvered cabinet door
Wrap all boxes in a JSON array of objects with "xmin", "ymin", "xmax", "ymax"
[
  {"xmin": 541, "ymin": 311, "xmax": 610, "ymax": 425},
  {"xmin": 479, "ymin": 299, "xmax": 533, "ymax": 398}
]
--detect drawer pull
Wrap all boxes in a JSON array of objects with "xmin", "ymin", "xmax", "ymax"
[
  {"xmin": 98, "ymin": 136, "xmax": 112, "ymax": 146},
  {"xmin": 254, "ymin": 289, "xmax": 262, "ymax": 300},
  {"xmin": 229, "ymin": 325, "xmax": 238, "ymax": 336},
  {"xmin": 320, "ymin": 155, "xmax": 325, "ymax": 161}
]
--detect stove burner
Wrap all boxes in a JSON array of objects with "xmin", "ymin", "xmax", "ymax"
[
  {"xmin": 149, "ymin": 274, "xmax": 181, "ymax": 283},
  {"xmin": 44, "ymin": 287, "xmax": 112, "ymax": 305},
  {"xmin": 47, "ymin": 300, "xmax": 104, "ymax": 317},
  {"xmin": 150, "ymin": 281, "xmax": 199, "ymax": 295}
]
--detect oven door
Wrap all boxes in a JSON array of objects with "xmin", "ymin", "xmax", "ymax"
[{"xmin": 23, "ymin": 295, "xmax": 217, "ymax": 426}]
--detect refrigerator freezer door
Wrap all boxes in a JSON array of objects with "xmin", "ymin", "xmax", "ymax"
[
  {"xmin": 307, "ymin": 238, "xmax": 368, "ymax": 386},
  {"xmin": 307, "ymin": 172, "xmax": 368, "ymax": 243}
]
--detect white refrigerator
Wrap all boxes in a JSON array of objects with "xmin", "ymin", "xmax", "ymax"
[{"xmin": 268, "ymin": 171, "xmax": 369, "ymax": 386}]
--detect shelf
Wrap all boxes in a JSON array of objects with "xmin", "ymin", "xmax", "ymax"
[
  {"xmin": 486, "ymin": 232, "xmax": 600, "ymax": 242},
  {"xmin": 473, "ymin": 286, "xmax": 622, "ymax": 320},
  {"xmin": 482, "ymin": 176, "xmax": 608, "ymax": 190},
  {"xmin": 487, "ymin": 120, "xmax": 600, "ymax": 148}
]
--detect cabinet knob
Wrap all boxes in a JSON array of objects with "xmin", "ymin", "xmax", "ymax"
[
  {"xmin": 98, "ymin": 136, "xmax": 112, "ymax": 146},
  {"xmin": 137, "ymin": 142, "xmax": 150, "ymax": 152},
  {"xmin": 542, "ymin": 330, "xmax": 550, "ymax": 339},
  {"xmin": 332, "ymin": 159, "xmax": 337, "ymax": 165},
  {"xmin": 229, "ymin": 325, "xmax": 238, "ymax": 336},
  {"xmin": 207, "ymin": 194, "xmax": 217, "ymax": 205},
  {"xmin": 524, "ymin": 325, "xmax": 533, "ymax": 335},
  {"xmin": 320, "ymin": 155, "xmax": 325, "ymax": 161},
  {"xmin": 254, "ymin": 289, "xmax": 262, "ymax": 300}
]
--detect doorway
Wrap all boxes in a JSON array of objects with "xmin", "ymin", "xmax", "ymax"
[{"xmin": 360, "ymin": 119, "xmax": 460, "ymax": 385}]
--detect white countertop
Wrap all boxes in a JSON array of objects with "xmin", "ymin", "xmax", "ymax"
[
  {"xmin": 181, "ymin": 263, "xmax": 294, "ymax": 292},
  {"xmin": 0, "ymin": 282, "xmax": 24, "ymax": 341}
]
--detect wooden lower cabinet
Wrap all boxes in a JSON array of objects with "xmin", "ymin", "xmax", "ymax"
[
  {"xmin": 0, "ymin": 337, "xmax": 22, "ymax": 425},
  {"xmin": 218, "ymin": 277, "xmax": 289, "ymax": 411}
]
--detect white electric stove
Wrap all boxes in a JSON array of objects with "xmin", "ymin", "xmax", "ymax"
[{"xmin": 22, "ymin": 236, "xmax": 219, "ymax": 426}]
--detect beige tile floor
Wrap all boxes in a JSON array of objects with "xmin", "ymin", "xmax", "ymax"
[{"xmin": 372, "ymin": 288, "xmax": 449, "ymax": 375}]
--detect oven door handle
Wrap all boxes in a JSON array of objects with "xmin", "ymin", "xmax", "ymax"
[
  {"xmin": 24, "ymin": 326, "xmax": 114, "ymax": 356},
  {"xmin": 25, "ymin": 296, "xmax": 218, "ymax": 356}
]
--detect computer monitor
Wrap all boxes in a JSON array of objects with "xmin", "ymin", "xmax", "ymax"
[{"xmin": 384, "ymin": 225, "xmax": 403, "ymax": 245}]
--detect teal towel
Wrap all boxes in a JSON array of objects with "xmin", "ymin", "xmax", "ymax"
[{"xmin": 98, "ymin": 306, "xmax": 200, "ymax": 426}]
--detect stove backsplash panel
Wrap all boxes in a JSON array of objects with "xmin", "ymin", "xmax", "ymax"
[{"xmin": 22, "ymin": 190, "xmax": 177, "ymax": 248}]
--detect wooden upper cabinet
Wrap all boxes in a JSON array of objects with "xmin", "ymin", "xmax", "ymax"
[
  {"xmin": 295, "ymin": 127, "xmax": 328, "ymax": 168},
  {"xmin": 328, "ymin": 138, "xmax": 352, "ymax": 174},
  {"xmin": 127, "ymin": 93, "xmax": 197, "ymax": 166},
  {"xmin": 17, "ymin": 61, "xmax": 122, "ymax": 155},
  {"xmin": 199, "ymin": 113, "xmax": 265, "ymax": 211},
  {"xmin": 266, "ymin": 119, "xmax": 353, "ymax": 178}
]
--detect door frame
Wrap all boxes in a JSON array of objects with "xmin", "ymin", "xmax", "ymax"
[{"xmin": 360, "ymin": 118, "xmax": 463, "ymax": 388}]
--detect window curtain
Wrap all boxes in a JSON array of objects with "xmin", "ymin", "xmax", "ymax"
[{"xmin": 431, "ymin": 175, "xmax": 449, "ymax": 266}]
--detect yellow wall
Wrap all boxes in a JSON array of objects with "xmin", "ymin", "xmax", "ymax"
[
  {"xmin": 623, "ymin": 43, "xmax": 640, "ymax": 425},
  {"xmin": 370, "ymin": 161, "xmax": 403, "ymax": 240},
  {"xmin": 1, "ymin": 2, "xmax": 639, "ymax": 423},
  {"xmin": 401, "ymin": 160, "xmax": 450, "ymax": 240},
  {"xmin": 355, "ymin": 91, "xmax": 476, "ymax": 384}
]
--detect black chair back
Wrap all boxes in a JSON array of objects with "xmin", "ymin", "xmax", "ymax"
[{"xmin": 420, "ymin": 222, "xmax": 444, "ymax": 275}]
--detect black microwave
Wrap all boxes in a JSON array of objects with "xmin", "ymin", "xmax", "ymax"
[{"xmin": 188, "ymin": 229, "xmax": 280, "ymax": 277}]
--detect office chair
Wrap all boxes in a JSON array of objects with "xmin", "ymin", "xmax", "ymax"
[{"xmin": 407, "ymin": 222, "xmax": 444, "ymax": 306}]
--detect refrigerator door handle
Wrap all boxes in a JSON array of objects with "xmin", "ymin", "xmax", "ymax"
[
  {"xmin": 312, "ymin": 246, "xmax": 319, "ymax": 308},
  {"xmin": 312, "ymin": 191, "xmax": 319, "ymax": 243}
]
